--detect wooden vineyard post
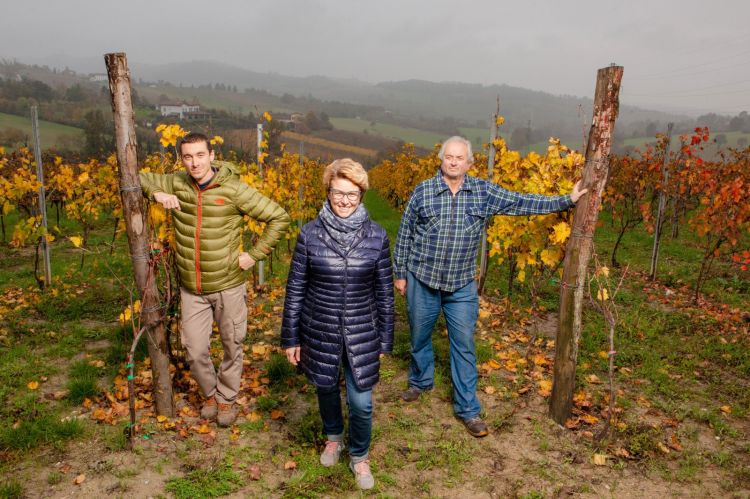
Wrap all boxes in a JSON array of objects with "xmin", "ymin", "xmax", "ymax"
[
  {"xmin": 256, "ymin": 123, "xmax": 265, "ymax": 287},
  {"xmin": 105, "ymin": 53, "xmax": 174, "ymax": 417},
  {"xmin": 31, "ymin": 105, "xmax": 52, "ymax": 286},
  {"xmin": 650, "ymin": 122, "xmax": 673, "ymax": 280},
  {"xmin": 478, "ymin": 98, "xmax": 501, "ymax": 296},
  {"xmin": 549, "ymin": 65, "xmax": 623, "ymax": 424}
]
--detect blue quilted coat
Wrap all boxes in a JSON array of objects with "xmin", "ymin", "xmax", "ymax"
[{"xmin": 281, "ymin": 217, "xmax": 394, "ymax": 390}]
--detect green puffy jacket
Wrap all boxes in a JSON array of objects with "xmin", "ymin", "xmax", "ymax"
[{"xmin": 140, "ymin": 161, "xmax": 290, "ymax": 294}]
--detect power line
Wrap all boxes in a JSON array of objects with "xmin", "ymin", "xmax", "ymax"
[{"xmin": 639, "ymin": 47, "xmax": 750, "ymax": 80}]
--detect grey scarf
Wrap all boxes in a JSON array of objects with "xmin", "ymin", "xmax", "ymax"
[{"xmin": 318, "ymin": 201, "xmax": 369, "ymax": 252}]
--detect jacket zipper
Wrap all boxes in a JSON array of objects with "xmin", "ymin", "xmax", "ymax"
[
  {"xmin": 195, "ymin": 187, "xmax": 203, "ymax": 294},
  {"xmin": 192, "ymin": 182, "xmax": 220, "ymax": 294}
]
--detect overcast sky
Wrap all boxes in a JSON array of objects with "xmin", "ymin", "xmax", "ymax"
[{"xmin": 2, "ymin": 0, "xmax": 749, "ymax": 115}]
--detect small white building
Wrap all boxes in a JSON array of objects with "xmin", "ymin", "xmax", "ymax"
[{"xmin": 157, "ymin": 102, "xmax": 201, "ymax": 119}]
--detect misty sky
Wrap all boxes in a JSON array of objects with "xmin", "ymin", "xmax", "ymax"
[{"xmin": 2, "ymin": 0, "xmax": 749, "ymax": 115}]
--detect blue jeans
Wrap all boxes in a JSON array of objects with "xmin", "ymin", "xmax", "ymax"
[
  {"xmin": 407, "ymin": 272, "xmax": 481, "ymax": 420},
  {"xmin": 316, "ymin": 356, "xmax": 373, "ymax": 461}
]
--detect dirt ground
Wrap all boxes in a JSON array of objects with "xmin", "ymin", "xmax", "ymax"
[{"xmin": 6, "ymin": 310, "xmax": 749, "ymax": 499}]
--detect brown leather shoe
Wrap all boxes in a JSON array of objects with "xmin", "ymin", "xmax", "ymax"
[
  {"xmin": 461, "ymin": 417, "xmax": 489, "ymax": 437},
  {"xmin": 200, "ymin": 396, "xmax": 217, "ymax": 420},
  {"xmin": 216, "ymin": 402, "xmax": 237, "ymax": 427},
  {"xmin": 401, "ymin": 386, "xmax": 426, "ymax": 402}
]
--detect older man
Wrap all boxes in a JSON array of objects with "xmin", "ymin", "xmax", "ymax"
[
  {"xmin": 140, "ymin": 132, "xmax": 290, "ymax": 426},
  {"xmin": 393, "ymin": 136, "xmax": 586, "ymax": 437}
]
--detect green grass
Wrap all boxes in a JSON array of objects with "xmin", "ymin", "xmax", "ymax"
[
  {"xmin": 0, "ymin": 111, "xmax": 84, "ymax": 150},
  {"xmin": 266, "ymin": 351, "xmax": 298, "ymax": 389},
  {"xmin": 0, "ymin": 412, "xmax": 85, "ymax": 451},
  {"xmin": 363, "ymin": 189, "xmax": 402, "ymax": 241},
  {"xmin": 165, "ymin": 460, "xmax": 244, "ymax": 499},
  {"xmin": 66, "ymin": 359, "xmax": 104, "ymax": 404},
  {"xmin": 280, "ymin": 449, "xmax": 353, "ymax": 498},
  {"xmin": 331, "ymin": 117, "xmax": 445, "ymax": 149},
  {"xmin": 0, "ymin": 481, "xmax": 24, "ymax": 499}
]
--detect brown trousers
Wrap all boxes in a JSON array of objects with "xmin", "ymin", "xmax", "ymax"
[{"xmin": 180, "ymin": 283, "xmax": 247, "ymax": 404}]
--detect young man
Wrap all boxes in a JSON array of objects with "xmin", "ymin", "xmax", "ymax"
[
  {"xmin": 393, "ymin": 136, "xmax": 587, "ymax": 437},
  {"xmin": 140, "ymin": 132, "xmax": 290, "ymax": 426}
]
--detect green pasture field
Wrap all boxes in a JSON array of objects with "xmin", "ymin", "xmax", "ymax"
[
  {"xmin": 330, "ymin": 117, "xmax": 446, "ymax": 150},
  {"xmin": 0, "ymin": 189, "xmax": 747, "ymax": 497},
  {"xmin": 0, "ymin": 112, "xmax": 84, "ymax": 151}
]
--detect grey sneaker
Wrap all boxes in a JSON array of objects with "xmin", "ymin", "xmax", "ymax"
[
  {"xmin": 319, "ymin": 440, "xmax": 344, "ymax": 467},
  {"xmin": 200, "ymin": 396, "xmax": 217, "ymax": 420},
  {"xmin": 401, "ymin": 386, "xmax": 425, "ymax": 402},
  {"xmin": 349, "ymin": 459, "xmax": 374, "ymax": 490},
  {"xmin": 216, "ymin": 402, "xmax": 237, "ymax": 427}
]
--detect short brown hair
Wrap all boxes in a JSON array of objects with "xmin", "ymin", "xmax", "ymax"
[
  {"xmin": 179, "ymin": 132, "xmax": 212, "ymax": 154},
  {"xmin": 323, "ymin": 158, "xmax": 369, "ymax": 192}
]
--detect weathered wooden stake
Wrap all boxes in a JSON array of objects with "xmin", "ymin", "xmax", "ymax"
[
  {"xmin": 105, "ymin": 53, "xmax": 174, "ymax": 417},
  {"xmin": 650, "ymin": 122, "xmax": 673, "ymax": 280},
  {"xmin": 549, "ymin": 65, "xmax": 623, "ymax": 424},
  {"xmin": 257, "ymin": 123, "xmax": 265, "ymax": 286},
  {"xmin": 478, "ymin": 97, "xmax": 501, "ymax": 296},
  {"xmin": 31, "ymin": 105, "xmax": 52, "ymax": 286}
]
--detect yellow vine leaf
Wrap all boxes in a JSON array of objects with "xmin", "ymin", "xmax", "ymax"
[{"xmin": 550, "ymin": 222, "xmax": 571, "ymax": 244}]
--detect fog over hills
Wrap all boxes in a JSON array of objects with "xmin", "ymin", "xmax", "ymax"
[{"xmin": 10, "ymin": 55, "xmax": 687, "ymax": 138}]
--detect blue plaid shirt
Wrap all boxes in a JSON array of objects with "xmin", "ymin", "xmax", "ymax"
[{"xmin": 393, "ymin": 172, "xmax": 574, "ymax": 292}]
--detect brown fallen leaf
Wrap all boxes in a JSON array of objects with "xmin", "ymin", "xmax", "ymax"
[
  {"xmin": 270, "ymin": 409, "xmax": 285, "ymax": 420},
  {"xmin": 592, "ymin": 454, "xmax": 608, "ymax": 466},
  {"xmin": 564, "ymin": 417, "xmax": 580, "ymax": 429},
  {"xmin": 585, "ymin": 374, "xmax": 602, "ymax": 384},
  {"xmin": 537, "ymin": 379, "xmax": 552, "ymax": 397},
  {"xmin": 614, "ymin": 447, "xmax": 631, "ymax": 459},
  {"xmin": 657, "ymin": 442, "xmax": 671, "ymax": 454},
  {"xmin": 580, "ymin": 414, "xmax": 599, "ymax": 425},
  {"xmin": 720, "ymin": 405, "xmax": 732, "ymax": 414},
  {"xmin": 668, "ymin": 433, "xmax": 683, "ymax": 452},
  {"xmin": 73, "ymin": 474, "xmax": 86, "ymax": 485},
  {"xmin": 195, "ymin": 424, "xmax": 211, "ymax": 434},
  {"xmin": 248, "ymin": 464, "xmax": 261, "ymax": 480},
  {"xmin": 483, "ymin": 386, "xmax": 496, "ymax": 395},
  {"xmin": 284, "ymin": 460, "xmax": 297, "ymax": 470}
]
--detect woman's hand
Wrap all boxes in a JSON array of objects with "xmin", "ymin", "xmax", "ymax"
[
  {"xmin": 394, "ymin": 278, "xmax": 407, "ymax": 296},
  {"xmin": 285, "ymin": 346, "xmax": 301, "ymax": 366}
]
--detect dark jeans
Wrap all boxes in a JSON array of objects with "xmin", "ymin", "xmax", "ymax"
[{"xmin": 316, "ymin": 356, "xmax": 373, "ymax": 460}]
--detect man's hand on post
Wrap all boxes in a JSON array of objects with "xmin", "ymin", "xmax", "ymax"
[
  {"xmin": 239, "ymin": 252, "xmax": 256, "ymax": 270},
  {"xmin": 395, "ymin": 278, "xmax": 407, "ymax": 296},
  {"xmin": 153, "ymin": 192, "xmax": 181, "ymax": 210},
  {"xmin": 285, "ymin": 346, "xmax": 300, "ymax": 366},
  {"xmin": 571, "ymin": 180, "xmax": 589, "ymax": 204}
]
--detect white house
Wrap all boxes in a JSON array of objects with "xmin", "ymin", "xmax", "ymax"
[{"xmin": 157, "ymin": 102, "xmax": 201, "ymax": 119}]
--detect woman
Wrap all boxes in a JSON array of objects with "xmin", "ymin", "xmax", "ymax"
[{"xmin": 281, "ymin": 158, "xmax": 394, "ymax": 490}]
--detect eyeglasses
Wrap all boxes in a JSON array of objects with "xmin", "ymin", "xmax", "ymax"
[{"xmin": 328, "ymin": 188, "xmax": 362, "ymax": 202}]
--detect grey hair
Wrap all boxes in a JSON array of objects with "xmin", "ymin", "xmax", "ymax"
[{"xmin": 438, "ymin": 136, "xmax": 473, "ymax": 163}]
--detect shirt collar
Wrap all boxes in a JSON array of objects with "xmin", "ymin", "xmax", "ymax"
[{"xmin": 432, "ymin": 170, "xmax": 475, "ymax": 195}]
